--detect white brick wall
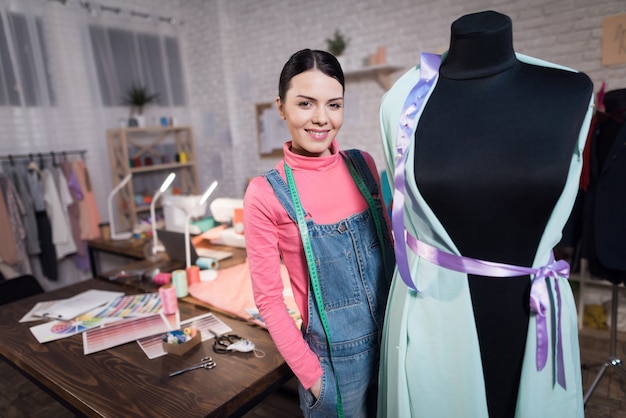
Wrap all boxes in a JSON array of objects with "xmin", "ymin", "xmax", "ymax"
[
  {"xmin": 180, "ymin": 0, "xmax": 626, "ymax": 198},
  {"xmin": 1, "ymin": 0, "xmax": 624, "ymax": 216}
]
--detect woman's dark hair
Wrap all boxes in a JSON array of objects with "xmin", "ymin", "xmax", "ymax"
[{"xmin": 278, "ymin": 49, "xmax": 345, "ymax": 101}]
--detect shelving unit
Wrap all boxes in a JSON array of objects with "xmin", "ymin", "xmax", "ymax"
[{"xmin": 107, "ymin": 126, "xmax": 199, "ymax": 231}]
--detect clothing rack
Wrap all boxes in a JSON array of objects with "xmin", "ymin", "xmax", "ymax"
[{"xmin": 0, "ymin": 150, "xmax": 87, "ymax": 166}]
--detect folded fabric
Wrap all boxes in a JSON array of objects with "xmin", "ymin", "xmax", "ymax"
[{"xmin": 188, "ymin": 259, "xmax": 300, "ymax": 328}]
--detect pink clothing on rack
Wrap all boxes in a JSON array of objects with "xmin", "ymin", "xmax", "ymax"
[
  {"xmin": 72, "ymin": 161, "xmax": 101, "ymax": 240},
  {"xmin": 244, "ymin": 139, "xmax": 382, "ymax": 390}
]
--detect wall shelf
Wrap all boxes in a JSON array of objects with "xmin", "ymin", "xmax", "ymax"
[
  {"xmin": 344, "ymin": 64, "xmax": 404, "ymax": 90},
  {"xmin": 130, "ymin": 162, "xmax": 195, "ymax": 174}
]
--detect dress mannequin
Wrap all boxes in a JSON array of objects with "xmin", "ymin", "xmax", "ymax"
[
  {"xmin": 378, "ymin": 10, "xmax": 594, "ymax": 418},
  {"xmin": 415, "ymin": 10, "xmax": 592, "ymax": 417}
]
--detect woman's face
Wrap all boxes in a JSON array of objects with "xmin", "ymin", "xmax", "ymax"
[{"xmin": 276, "ymin": 69, "xmax": 344, "ymax": 157}]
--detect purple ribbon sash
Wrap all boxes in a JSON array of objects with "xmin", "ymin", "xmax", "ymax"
[{"xmin": 391, "ymin": 53, "xmax": 568, "ymax": 389}]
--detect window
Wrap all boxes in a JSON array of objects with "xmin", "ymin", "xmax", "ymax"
[
  {"xmin": 88, "ymin": 25, "xmax": 186, "ymax": 108},
  {"xmin": 0, "ymin": 11, "xmax": 55, "ymax": 107}
]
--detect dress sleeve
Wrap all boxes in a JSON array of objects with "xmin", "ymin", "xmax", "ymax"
[{"xmin": 243, "ymin": 176, "xmax": 323, "ymax": 389}]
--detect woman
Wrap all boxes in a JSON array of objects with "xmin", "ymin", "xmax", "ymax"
[{"xmin": 244, "ymin": 49, "xmax": 394, "ymax": 417}]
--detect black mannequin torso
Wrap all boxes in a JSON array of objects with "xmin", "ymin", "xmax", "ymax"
[{"xmin": 414, "ymin": 10, "xmax": 592, "ymax": 418}]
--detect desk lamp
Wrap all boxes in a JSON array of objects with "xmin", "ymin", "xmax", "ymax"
[
  {"xmin": 146, "ymin": 172, "xmax": 176, "ymax": 261},
  {"xmin": 107, "ymin": 173, "xmax": 133, "ymax": 240},
  {"xmin": 185, "ymin": 180, "xmax": 218, "ymax": 268}
]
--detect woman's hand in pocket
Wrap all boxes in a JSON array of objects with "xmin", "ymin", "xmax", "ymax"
[{"xmin": 310, "ymin": 377, "xmax": 322, "ymax": 399}]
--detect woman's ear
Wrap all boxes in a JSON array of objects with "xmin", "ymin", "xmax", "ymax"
[{"xmin": 275, "ymin": 96, "xmax": 286, "ymax": 120}]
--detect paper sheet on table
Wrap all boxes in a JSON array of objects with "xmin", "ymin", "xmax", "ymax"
[
  {"xmin": 83, "ymin": 311, "xmax": 180, "ymax": 355},
  {"xmin": 34, "ymin": 290, "xmax": 125, "ymax": 321},
  {"xmin": 21, "ymin": 301, "xmax": 58, "ymax": 323},
  {"xmin": 30, "ymin": 293, "xmax": 164, "ymax": 344}
]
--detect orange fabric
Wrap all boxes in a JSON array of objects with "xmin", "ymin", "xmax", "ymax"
[
  {"xmin": 188, "ymin": 259, "xmax": 301, "ymax": 329},
  {"xmin": 191, "ymin": 225, "xmax": 227, "ymax": 246}
]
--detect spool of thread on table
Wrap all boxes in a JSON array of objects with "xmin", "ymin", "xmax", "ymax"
[
  {"xmin": 186, "ymin": 265, "xmax": 201, "ymax": 286},
  {"xmin": 171, "ymin": 269, "xmax": 188, "ymax": 298},
  {"xmin": 196, "ymin": 257, "xmax": 218, "ymax": 270},
  {"xmin": 159, "ymin": 285, "xmax": 178, "ymax": 315},
  {"xmin": 153, "ymin": 272, "xmax": 172, "ymax": 286}
]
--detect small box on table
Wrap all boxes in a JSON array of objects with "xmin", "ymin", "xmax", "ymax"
[{"xmin": 162, "ymin": 331, "xmax": 201, "ymax": 356}]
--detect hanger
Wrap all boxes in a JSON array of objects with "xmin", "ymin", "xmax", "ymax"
[{"xmin": 27, "ymin": 154, "xmax": 39, "ymax": 172}]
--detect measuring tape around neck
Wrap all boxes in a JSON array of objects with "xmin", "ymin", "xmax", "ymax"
[{"xmin": 284, "ymin": 161, "xmax": 344, "ymax": 418}]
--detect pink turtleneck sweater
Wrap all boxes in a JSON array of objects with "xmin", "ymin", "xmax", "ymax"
[{"xmin": 243, "ymin": 140, "xmax": 382, "ymax": 389}]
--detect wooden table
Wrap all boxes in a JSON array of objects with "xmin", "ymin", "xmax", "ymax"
[
  {"xmin": 88, "ymin": 236, "xmax": 248, "ymax": 279},
  {"xmin": 87, "ymin": 237, "xmax": 147, "ymax": 278},
  {"xmin": 0, "ymin": 279, "xmax": 292, "ymax": 417}
]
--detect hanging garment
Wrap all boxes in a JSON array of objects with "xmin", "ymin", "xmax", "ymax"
[
  {"xmin": 60, "ymin": 162, "xmax": 84, "ymax": 254},
  {"xmin": 0, "ymin": 174, "xmax": 32, "ymax": 276},
  {"xmin": 43, "ymin": 167, "xmax": 77, "ymax": 259},
  {"xmin": 581, "ymin": 100, "xmax": 626, "ymax": 285},
  {"xmin": 0, "ymin": 179, "xmax": 19, "ymax": 265},
  {"xmin": 5, "ymin": 165, "xmax": 40, "ymax": 255},
  {"xmin": 378, "ymin": 54, "xmax": 593, "ymax": 418},
  {"xmin": 71, "ymin": 160, "xmax": 101, "ymax": 241},
  {"xmin": 24, "ymin": 166, "xmax": 58, "ymax": 280}
]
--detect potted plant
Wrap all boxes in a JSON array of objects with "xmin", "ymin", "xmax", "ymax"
[
  {"xmin": 122, "ymin": 83, "xmax": 159, "ymax": 127},
  {"xmin": 325, "ymin": 29, "xmax": 349, "ymax": 58}
]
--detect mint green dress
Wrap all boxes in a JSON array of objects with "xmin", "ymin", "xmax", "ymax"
[{"xmin": 378, "ymin": 54, "xmax": 594, "ymax": 418}]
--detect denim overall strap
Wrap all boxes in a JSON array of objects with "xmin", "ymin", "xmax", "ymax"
[
  {"xmin": 341, "ymin": 149, "xmax": 378, "ymax": 195},
  {"xmin": 263, "ymin": 169, "xmax": 297, "ymax": 222},
  {"xmin": 341, "ymin": 149, "xmax": 392, "ymax": 278}
]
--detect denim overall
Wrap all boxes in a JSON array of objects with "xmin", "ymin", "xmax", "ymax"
[{"xmin": 263, "ymin": 150, "xmax": 394, "ymax": 417}]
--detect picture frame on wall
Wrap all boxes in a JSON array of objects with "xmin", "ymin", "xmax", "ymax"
[
  {"xmin": 256, "ymin": 102, "xmax": 289, "ymax": 157},
  {"xmin": 602, "ymin": 13, "xmax": 626, "ymax": 66}
]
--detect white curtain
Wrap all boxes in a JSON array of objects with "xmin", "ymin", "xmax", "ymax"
[
  {"xmin": 76, "ymin": 0, "xmax": 189, "ymax": 223},
  {"xmin": 0, "ymin": 0, "xmax": 59, "ymax": 155}
]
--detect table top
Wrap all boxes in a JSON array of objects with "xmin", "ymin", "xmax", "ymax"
[
  {"xmin": 87, "ymin": 236, "xmax": 147, "ymax": 259},
  {"xmin": 89, "ymin": 236, "xmax": 248, "ymax": 277},
  {"xmin": 0, "ymin": 279, "xmax": 292, "ymax": 417}
]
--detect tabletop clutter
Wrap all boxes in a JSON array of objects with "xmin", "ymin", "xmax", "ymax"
[
  {"xmin": 162, "ymin": 327, "xmax": 201, "ymax": 356},
  {"xmin": 23, "ymin": 285, "xmax": 236, "ymax": 360}
]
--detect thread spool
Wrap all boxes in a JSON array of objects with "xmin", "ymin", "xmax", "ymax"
[
  {"xmin": 196, "ymin": 257, "xmax": 218, "ymax": 270},
  {"xmin": 159, "ymin": 285, "xmax": 178, "ymax": 315},
  {"xmin": 153, "ymin": 272, "xmax": 172, "ymax": 286},
  {"xmin": 186, "ymin": 265, "xmax": 201, "ymax": 286},
  {"xmin": 200, "ymin": 269, "xmax": 218, "ymax": 281},
  {"xmin": 171, "ymin": 269, "xmax": 188, "ymax": 298}
]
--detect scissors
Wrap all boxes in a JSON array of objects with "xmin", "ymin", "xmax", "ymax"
[{"xmin": 169, "ymin": 356, "xmax": 216, "ymax": 377}]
